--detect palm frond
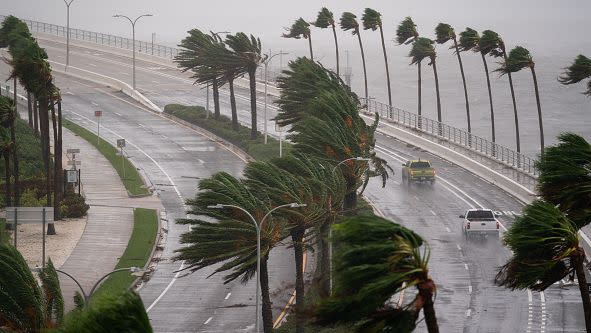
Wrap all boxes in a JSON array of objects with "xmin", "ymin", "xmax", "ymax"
[
  {"xmin": 558, "ymin": 54, "xmax": 591, "ymax": 96},
  {"xmin": 434, "ymin": 23, "xmax": 454, "ymax": 44},
  {"xmin": 457, "ymin": 27, "xmax": 479, "ymax": 52},
  {"xmin": 409, "ymin": 37, "xmax": 435, "ymax": 66},
  {"xmin": 478, "ymin": 30, "xmax": 503, "ymax": 57},
  {"xmin": 340, "ymin": 12, "xmax": 360, "ymax": 35},
  {"xmin": 495, "ymin": 46, "xmax": 534, "ymax": 74},
  {"xmin": 312, "ymin": 7, "xmax": 334, "ymax": 29},
  {"xmin": 283, "ymin": 18, "xmax": 310, "ymax": 39},
  {"xmin": 396, "ymin": 17, "xmax": 418, "ymax": 45},
  {"xmin": 361, "ymin": 8, "xmax": 382, "ymax": 31}
]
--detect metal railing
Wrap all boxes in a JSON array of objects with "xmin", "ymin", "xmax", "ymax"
[
  {"xmin": 1, "ymin": 15, "xmax": 180, "ymax": 59},
  {"xmin": 365, "ymin": 98, "xmax": 538, "ymax": 179}
]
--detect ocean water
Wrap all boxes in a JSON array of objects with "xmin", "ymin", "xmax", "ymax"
[{"xmin": 4, "ymin": 0, "xmax": 590, "ymax": 157}]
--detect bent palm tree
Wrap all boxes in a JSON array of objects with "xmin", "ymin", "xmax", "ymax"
[
  {"xmin": 396, "ymin": 17, "xmax": 420, "ymax": 123},
  {"xmin": 283, "ymin": 18, "xmax": 313, "ymax": 60},
  {"xmin": 495, "ymin": 201, "xmax": 591, "ymax": 332},
  {"xmin": 340, "ymin": 12, "xmax": 368, "ymax": 104},
  {"xmin": 497, "ymin": 46, "xmax": 544, "ymax": 155},
  {"xmin": 363, "ymin": 8, "xmax": 392, "ymax": 107},
  {"xmin": 410, "ymin": 38, "xmax": 442, "ymax": 135},
  {"xmin": 535, "ymin": 133, "xmax": 591, "ymax": 228},
  {"xmin": 316, "ymin": 215, "xmax": 439, "ymax": 332},
  {"xmin": 225, "ymin": 32, "xmax": 266, "ymax": 139},
  {"xmin": 559, "ymin": 54, "xmax": 591, "ymax": 96},
  {"xmin": 312, "ymin": 7, "xmax": 339, "ymax": 76},
  {"xmin": 0, "ymin": 95, "xmax": 19, "ymax": 207},
  {"xmin": 435, "ymin": 23, "xmax": 471, "ymax": 134},
  {"xmin": 474, "ymin": 30, "xmax": 498, "ymax": 152}
]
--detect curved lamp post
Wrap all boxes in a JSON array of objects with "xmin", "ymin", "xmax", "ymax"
[
  {"xmin": 207, "ymin": 202, "xmax": 306, "ymax": 333},
  {"xmin": 263, "ymin": 51, "xmax": 288, "ymax": 144},
  {"xmin": 113, "ymin": 13, "xmax": 153, "ymax": 90},
  {"xmin": 45, "ymin": 266, "xmax": 145, "ymax": 302}
]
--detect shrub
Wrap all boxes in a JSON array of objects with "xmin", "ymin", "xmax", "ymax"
[
  {"xmin": 59, "ymin": 193, "xmax": 90, "ymax": 218},
  {"xmin": 19, "ymin": 188, "xmax": 48, "ymax": 207}
]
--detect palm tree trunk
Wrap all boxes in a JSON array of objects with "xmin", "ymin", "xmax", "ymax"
[
  {"xmin": 356, "ymin": 31, "xmax": 369, "ymax": 104},
  {"xmin": 481, "ymin": 53, "xmax": 496, "ymax": 155},
  {"xmin": 248, "ymin": 69, "xmax": 258, "ymax": 140},
  {"xmin": 308, "ymin": 35, "xmax": 314, "ymax": 61},
  {"xmin": 432, "ymin": 59, "xmax": 442, "ymax": 136},
  {"xmin": 530, "ymin": 66, "xmax": 544, "ymax": 155},
  {"xmin": 378, "ymin": 26, "xmax": 392, "ymax": 107},
  {"xmin": 331, "ymin": 24, "xmax": 339, "ymax": 76},
  {"xmin": 27, "ymin": 92, "xmax": 33, "ymax": 128},
  {"xmin": 260, "ymin": 255, "xmax": 273, "ymax": 333},
  {"xmin": 503, "ymin": 52, "xmax": 520, "ymax": 154},
  {"xmin": 4, "ymin": 153, "xmax": 11, "ymax": 207},
  {"xmin": 13, "ymin": 78, "xmax": 17, "ymax": 116},
  {"xmin": 212, "ymin": 78, "xmax": 221, "ymax": 120},
  {"xmin": 38, "ymin": 97, "xmax": 55, "ymax": 235},
  {"xmin": 316, "ymin": 218, "xmax": 331, "ymax": 298},
  {"xmin": 574, "ymin": 251, "xmax": 591, "ymax": 332},
  {"xmin": 419, "ymin": 279, "xmax": 440, "ymax": 333},
  {"xmin": 291, "ymin": 227, "xmax": 306, "ymax": 333},
  {"xmin": 33, "ymin": 96, "xmax": 39, "ymax": 135},
  {"xmin": 51, "ymin": 102, "xmax": 62, "ymax": 221},
  {"xmin": 10, "ymin": 117, "xmax": 19, "ymax": 207},
  {"xmin": 417, "ymin": 60, "xmax": 422, "ymax": 129},
  {"xmin": 228, "ymin": 77, "xmax": 238, "ymax": 131},
  {"xmin": 452, "ymin": 38, "xmax": 470, "ymax": 135},
  {"xmin": 343, "ymin": 178, "xmax": 358, "ymax": 214}
]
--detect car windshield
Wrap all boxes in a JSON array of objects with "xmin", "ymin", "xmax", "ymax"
[
  {"xmin": 466, "ymin": 210, "xmax": 494, "ymax": 220},
  {"xmin": 410, "ymin": 161, "xmax": 431, "ymax": 168}
]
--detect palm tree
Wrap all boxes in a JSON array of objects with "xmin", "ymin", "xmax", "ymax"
[
  {"xmin": 0, "ymin": 127, "xmax": 12, "ymax": 207},
  {"xmin": 559, "ymin": 54, "xmax": 591, "ymax": 96},
  {"xmin": 480, "ymin": 30, "xmax": 522, "ymax": 153},
  {"xmin": 50, "ymin": 87, "xmax": 63, "ymax": 219},
  {"xmin": 283, "ymin": 18, "xmax": 313, "ymax": 60},
  {"xmin": 225, "ymin": 32, "xmax": 266, "ymax": 140},
  {"xmin": 312, "ymin": 7, "xmax": 339, "ymax": 76},
  {"xmin": 495, "ymin": 200, "xmax": 591, "ymax": 332},
  {"xmin": 496, "ymin": 46, "xmax": 544, "ymax": 155},
  {"xmin": 435, "ymin": 23, "xmax": 471, "ymax": 135},
  {"xmin": 362, "ymin": 8, "xmax": 392, "ymax": 107},
  {"xmin": 535, "ymin": 133, "xmax": 591, "ymax": 228},
  {"xmin": 0, "ymin": 244, "xmax": 64, "ymax": 331},
  {"xmin": 396, "ymin": 17, "xmax": 420, "ymax": 123},
  {"xmin": 0, "ymin": 95, "xmax": 19, "ymax": 208},
  {"xmin": 316, "ymin": 215, "xmax": 439, "ymax": 332},
  {"xmin": 174, "ymin": 171, "xmax": 283, "ymax": 333},
  {"xmin": 175, "ymin": 29, "xmax": 221, "ymax": 120},
  {"xmin": 410, "ymin": 38, "xmax": 442, "ymax": 135},
  {"xmin": 340, "ymin": 12, "xmax": 368, "ymax": 104}
]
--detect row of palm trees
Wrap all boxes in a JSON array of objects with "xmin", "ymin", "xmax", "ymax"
[
  {"xmin": 174, "ymin": 29, "xmax": 265, "ymax": 140},
  {"xmin": 171, "ymin": 57, "xmax": 440, "ymax": 333},
  {"xmin": 283, "ymin": 9, "xmax": 550, "ymax": 156},
  {"xmin": 0, "ymin": 16, "xmax": 64, "ymax": 227}
]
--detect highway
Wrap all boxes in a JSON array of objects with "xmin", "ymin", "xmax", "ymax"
[{"xmin": 3, "ymin": 32, "xmax": 586, "ymax": 332}]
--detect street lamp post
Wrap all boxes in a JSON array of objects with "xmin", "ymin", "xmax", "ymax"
[
  {"xmin": 263, "ymin": 51, "xmax": 288, "ymax": 144},
  {"xmin": 208, "ymin": 202, "xmax": 306, "ymax": 333},
  {"xmin": 113, "ymin": 13, "xmax": 153, "ymax": 90},
  {"xmin": 63, "ymin": 0, "xmax": 74, "ymax": 69}
]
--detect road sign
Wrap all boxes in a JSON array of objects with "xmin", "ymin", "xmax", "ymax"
[
  {"xmin": 94, "ymin": 110, "xmax": 102, "ymax": 117},
  {"xmin": 66, "ymin": 169, "xmax": 78, "ymax": 183},
  {"xmin": 67, "ymin": 160, "xmax": 82, "ymax": 166},
  {"xmin": 6, "ymin": 207, "xmax": 54, "ymax": 225},
  {"xmin": 117, "ymin": 139, "xmax": 126, "ymax": 148},
  {"xmin": 66, "ymin": 148, "xmax": 80, "ymax": 154}
]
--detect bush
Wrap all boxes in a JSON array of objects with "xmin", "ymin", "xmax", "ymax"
[
  {"xmin": 59, "ymin": 193, "xmax": 90, "ymax": 218},
  {"xmin": 19, "ymin": 188, "xmax": 48, "ymax": 207}
]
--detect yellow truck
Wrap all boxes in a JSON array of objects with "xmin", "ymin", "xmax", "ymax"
[{"xmin": 401, "ymin": 159, "xmax": 436, "ymax": 185}]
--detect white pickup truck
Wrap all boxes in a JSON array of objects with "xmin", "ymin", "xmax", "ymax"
[{"xmin": 459, "ymin": 209, "xmax": 500, "ymax": 240}]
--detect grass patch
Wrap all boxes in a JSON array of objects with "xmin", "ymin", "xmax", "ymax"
[
  {"xmin": 164, "ymin": 104, "xmax": 292, "ymax": 161},
  {"xmin": 62, "ymin": 119, "xmax": 149, "ymax": 196},
  {"xmin": 93, "ymin": 208, "xmax": 158, "ymax": 297}
]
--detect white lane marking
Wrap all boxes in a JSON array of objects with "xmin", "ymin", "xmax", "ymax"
[
  {"xmin": 429, "ymin": 209, "xmax": 437, "ymax": 216},
  {"xmin": 88, "ymin": 63, "xmax": 97, "ymax": 67},
  {"xmin": 527, "ymin": 289, "xmax": 532, "ymax": 303},
  {"xmin": 204, "ymin": 317, "xmax": 213, "ymax": 325},
  {"xmin": 138, "ymin": 123, "xmax": 146, "ymax": 129},
  {"xmin": 65, "ymin": 91, "xmax": 75, "ymax": 95},
  {"xmin": 224, "ymin": 292, "xmax": 231, "ymax": 300},
  {"xmin": 90, "ymin": 101, "xmax": 98, "ymax": 107},
  {"xmin": 413, "ymin": 195, "xmax": 419, "ymax": 201},
  {"xmin": 466, "ymin": 309, "xmax": 471, "ymax": 317},
  {"xmin": 468, "ymin": 285, "xmax": 472, "ymax": 294},
  {"xmin": 456, "ymin": 244, "xmax": 462, "ymax": 251},
  {"xmin": 540, "ymin": 291, "xmax": 546, "ymax": 332},
  {"xmin": 445, "ymin": 227, "xmax": 451, "ymax": 233},
  {"xmin": 114, "ymin": 112, "xmax": 121, "ymax": 116},
  {"xmin": 146, "ymin": 261, "xmax": 185, "ymax": 312},
  {"xmin": 464, "ymin": 263, "xmax": 469, "ymax": 270}
]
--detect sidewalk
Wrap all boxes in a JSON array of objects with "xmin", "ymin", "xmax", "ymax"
[{"xmin": 58, "ymin": 127, "xmax": 162, "ymax": 309}]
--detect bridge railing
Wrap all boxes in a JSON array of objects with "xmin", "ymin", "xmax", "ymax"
[
  {"xmin": 365, "ymin": 98, "xmax": 538, "ymax": 179},
  {"xmin": 1, "ymin": 15, "xmax": 180, "ymax": 59}
]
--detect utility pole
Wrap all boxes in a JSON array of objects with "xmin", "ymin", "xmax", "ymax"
[{"xmin": 63, "ymin": 0, "xmax": 74, "ymax": 69}]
